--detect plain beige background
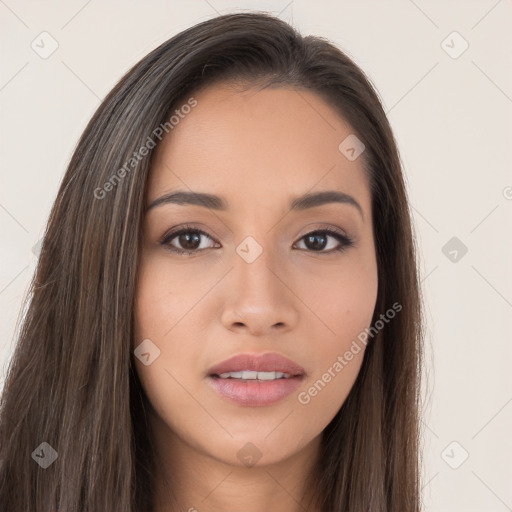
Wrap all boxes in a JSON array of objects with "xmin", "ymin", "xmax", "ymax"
[{"xmin": 1, "ymin": 1, "xmax": 511, "ymax": 510}]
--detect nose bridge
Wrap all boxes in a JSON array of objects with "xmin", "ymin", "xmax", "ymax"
[
  {"xmin": 221, "ymin": 230, "xmax": 298, "ymax": 334},
  {"xmin": 233, "ymin": 232, "xmax": 281, "ymax": 295}
]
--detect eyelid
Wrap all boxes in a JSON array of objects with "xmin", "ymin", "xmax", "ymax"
[
  {"xmin": 159, "ymin": 224, "xmax": 219, "ymax": 249},
  {"xmin": 160, "ymin": 223, "xmax": 219, "ymax": 243},
  {"xmin": 296, "ymin": 223, "xmax": 350, "ymax": 240}
]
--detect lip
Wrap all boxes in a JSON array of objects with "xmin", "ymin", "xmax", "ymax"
[
  {"xmin": 206, "ymin": 352, "xmax": 306, "ymax": 377},
  {"xmin": 206, "ymin": 352, "xmax": 306, "ymax": 407}
]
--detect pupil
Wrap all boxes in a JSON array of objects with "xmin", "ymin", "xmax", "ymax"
[{"xmin": 306, "ymin": 233, "xmax": 326, "ymax": 251}]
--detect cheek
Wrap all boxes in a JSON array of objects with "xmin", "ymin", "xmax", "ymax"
[
  {"xmin": 293, "ymin": 254, "xmax": 378, "ymax": 417},
  {"xmin": 133, "ymin": 260, "xmax": 198, "ymax": 383},
  {"xmin": 297, "ymin": 247, "xmax": 378, "ymax": 349},
  {"xmin": 133, "ymin": 254, "xmax": 209, "ymax": 341},
  {"xmin": 133, "ymin": 265, "xmax": 211, "ymax": 443},
  {"xmin": 132, "ymin": 255, "xmax": 212, "ymax": 399}
]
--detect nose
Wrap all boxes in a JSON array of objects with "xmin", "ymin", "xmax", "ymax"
[{"xmin": 220, "ymin": 238, "xmax": 299, "ymax": 337}]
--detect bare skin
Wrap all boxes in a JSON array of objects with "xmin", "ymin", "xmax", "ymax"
[{"xmin": 134, "ymin": 83, "xmax": 378, "ymax": 512}]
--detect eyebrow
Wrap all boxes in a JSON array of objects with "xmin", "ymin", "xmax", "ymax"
[{"xmin": 146, "ymin": 189, "xmax": 364, "ymax": 219}]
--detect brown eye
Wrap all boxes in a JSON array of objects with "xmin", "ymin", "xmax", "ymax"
[
  {"xmin": 161, "ymin": 227, "xmax": 217, "ymax": 255},
  {"xmin": 294, "ymin": 229, "xmax": 354, "ymax": 253}
]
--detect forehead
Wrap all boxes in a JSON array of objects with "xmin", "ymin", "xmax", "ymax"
[{"xmin": 148, "ymin": 84, "xmax": 371, "ymax": 213}]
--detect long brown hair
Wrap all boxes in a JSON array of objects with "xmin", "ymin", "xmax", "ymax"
[{"xmin": 0, "ymin": 12, "xmax": 423, "ymax": 511}]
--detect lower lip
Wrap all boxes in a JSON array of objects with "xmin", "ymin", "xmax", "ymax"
[{"xmin": 207, "ymin": 375, "xmax": 304, "ymax": 407}]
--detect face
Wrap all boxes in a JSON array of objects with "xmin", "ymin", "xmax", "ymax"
[{"xmin": 134, "ymin": 83, "xmax": 378, "ymax": 468}]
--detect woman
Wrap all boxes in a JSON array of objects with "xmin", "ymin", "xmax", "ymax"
[{"xmin": 0, "ymin": 12, "xmax": 423, "ymax": 511}]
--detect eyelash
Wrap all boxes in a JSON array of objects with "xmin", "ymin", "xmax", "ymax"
[{"xmin": 159, "ymin": 224, "xmax": 354, "ymax": 256}]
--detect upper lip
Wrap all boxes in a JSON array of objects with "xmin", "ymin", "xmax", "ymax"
[{"xmin": 207, "ymin": 352, "xmax": 306, "ymax": 377}]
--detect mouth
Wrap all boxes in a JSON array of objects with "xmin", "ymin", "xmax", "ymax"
[
  {"xmin": 213, "ymin": 370, "xmax": 297, "ymax": 380},
  {"xmin": 206, "ymin": 352, "xmax": 306, "ymax": 407}
]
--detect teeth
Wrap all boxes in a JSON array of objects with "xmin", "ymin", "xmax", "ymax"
[{"xmin": 217, "ymin": 371, "xmax": 292, "ymax": 380}]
